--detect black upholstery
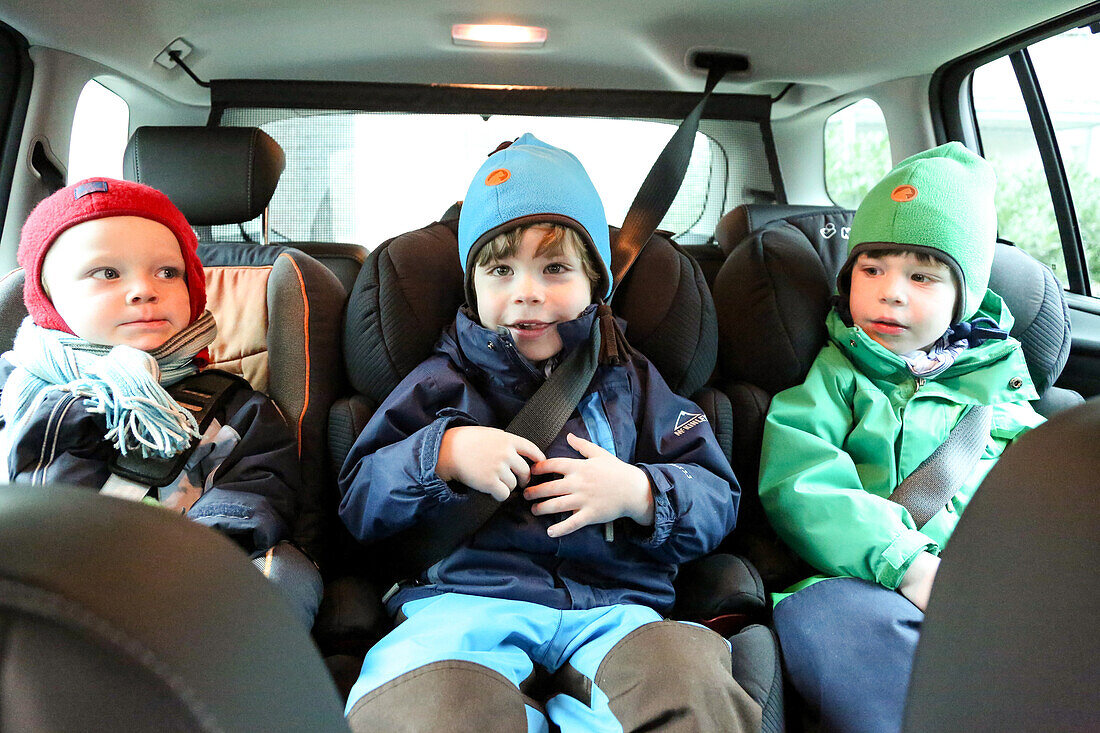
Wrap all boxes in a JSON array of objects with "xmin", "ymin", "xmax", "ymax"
[
  {"xmin": 903, "ymin": 397, "xmax": 1100, "ymax": 732},
  {"xmin": 0, "ymin": 484, "xmax": 348, "ymax": 732},
  {"xmin": 711, "ymin": 202, "xmax": 1081, "ymax": 588},
  {"xmin": 124, "ymin": 126, "xmax": 285, "ymax": 226}
]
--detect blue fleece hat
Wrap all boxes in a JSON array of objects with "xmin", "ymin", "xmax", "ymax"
[{"xmin": 458, "ymin": 133, "xmax": 612, "ymax": 306}]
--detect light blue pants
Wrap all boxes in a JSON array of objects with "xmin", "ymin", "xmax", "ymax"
[{"xmin": 344, "ymin": 593, "xmax": 703, "ymax": 732}]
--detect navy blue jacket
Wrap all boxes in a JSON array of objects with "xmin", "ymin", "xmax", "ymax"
[
  {"xmin": 338, "ymin": 306, "xmax": 740, "ymax": 616},
  {"xmin": 0, "ymin": 359, "xmax": 300, "ymax": 555}
]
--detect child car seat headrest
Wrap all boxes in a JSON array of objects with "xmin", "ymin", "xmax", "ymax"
[
  {"xmin": 124, "ymin": 126, "xmax": 285, "ymax": 226},
  {"xmin": 343, "ymin": 219, "xmax": 717, "ymax": 406},
  {"xmin": 714, "ymin": 205, "xmax": 1078, "ymax": 413}
]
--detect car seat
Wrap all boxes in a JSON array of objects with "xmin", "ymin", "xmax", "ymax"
[
  {"xmin": 0, "ymin": 483, "xmax": 348, "ymax": 732},
  {"xmin": 324, "ymin": 215, "xmax": 784, "ymax": 729},
  {"xmin": 903, "ymin": 396, "xmax": 1099, "ymax": 731},
  {"xmin": 711, "ymin": 201, "xmax": 1082, "ymax": 589},
  {"xmin": 121, "ymin": 125, "xmax": 354, "ymax": 571}
]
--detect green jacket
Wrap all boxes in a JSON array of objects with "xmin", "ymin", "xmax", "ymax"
[{"xmin": 759, "ymin": 290, "xmax": 1045, "ymax": 597}]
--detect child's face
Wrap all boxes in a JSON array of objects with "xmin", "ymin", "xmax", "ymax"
[
  {"xmin": 848, "ymin": 251, "xmax": 958, "ymax": 354},
  {"xmin": 40, "ymin": 216, "xmax": 191, "ymax": 351},
  {"xmin": 473, "ymin": 225, "xmax": 593, "ymax": 362}
]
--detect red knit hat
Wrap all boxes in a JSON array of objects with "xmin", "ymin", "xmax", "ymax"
[{"xmin": 18, "ymin": 178, "xmax": 206, "ymax": 334}]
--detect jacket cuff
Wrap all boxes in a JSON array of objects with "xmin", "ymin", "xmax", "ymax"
[
  {"xmin": 631, "ymin": 464, "xmax": 674, "ymax": 548},
  {"xmin": 877, "ymin": 529, "xmax": 939, "ymax": 589},
  {"xmin": 417, "ymin": 411, "xmax": 476, "ymax": 504}
]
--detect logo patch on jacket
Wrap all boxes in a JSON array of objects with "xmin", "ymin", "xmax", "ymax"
[{"xmin": 674, "ymin": 410, "xmax": 707, "ymax": 436}]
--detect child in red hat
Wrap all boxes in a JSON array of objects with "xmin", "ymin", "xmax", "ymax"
[{"xmin": 1, "ymin": 178, "xmax": 321, "ymax": 627}]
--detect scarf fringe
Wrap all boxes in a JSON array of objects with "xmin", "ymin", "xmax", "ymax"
[{"xmin": 2, "ymin": 314, "xmax": 217, "ymax": 458}]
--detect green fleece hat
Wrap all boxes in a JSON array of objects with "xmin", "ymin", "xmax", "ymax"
[{"xmin": 837, "ymin": 141, "xmax": 997, "ymax": 322}]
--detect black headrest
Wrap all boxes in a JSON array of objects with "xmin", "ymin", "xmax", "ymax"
[
  {"xmin": 715, "ymin": 207, "xmax": 854, "ymax": 394},
  {"xmin": 124, "ymin": 126, "xmax": 285, "ymax": 226},
  {"xmin": 0, "ymin": 485, "xmax": 347, "ymax": 732},
  {"xmin": 715, "ymin": 203, "xmax": 851, "ymax": 256},
  {"xmin": 715, "ymin": 204, "xmax": 1075, "ymax": 404},
  {"xmin": 343, "ymin": 221, "xmax": 717, "ymax": 406}
]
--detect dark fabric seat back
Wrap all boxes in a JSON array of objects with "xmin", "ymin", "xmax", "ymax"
[{"xmin": 0, "ymin": 484, "xmax": 349, "ymax": 732}]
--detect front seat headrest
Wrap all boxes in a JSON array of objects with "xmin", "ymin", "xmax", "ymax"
[
  {"xmin": 0, "ymin": 485, "xmax": 347, "ymax": 732},
  {"xmin": 124, "ymin": 126, "xmax": 285, "ymax": 226}
]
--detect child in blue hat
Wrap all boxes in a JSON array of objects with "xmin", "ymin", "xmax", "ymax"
[{"xmin": 339, "ymin": 134, "xmax": 757, "ymax": 731}]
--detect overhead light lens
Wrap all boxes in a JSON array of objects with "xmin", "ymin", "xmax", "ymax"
[{"xmin": 452, "ymin": 24, "xmax": 548, "ymax": 47}]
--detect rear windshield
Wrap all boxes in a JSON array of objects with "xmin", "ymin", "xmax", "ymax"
[{"xmin": 216, "ymin": 109, "xmax": 775, "ymax": 249}]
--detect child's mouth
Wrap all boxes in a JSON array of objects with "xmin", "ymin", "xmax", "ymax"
[
  {"xmin": 870, "ymin": 319, "xmax": 907, "ymax": 335},
  {"xmin": 509, "ymin": 321, "xmax": 552, "ymax": 337}
]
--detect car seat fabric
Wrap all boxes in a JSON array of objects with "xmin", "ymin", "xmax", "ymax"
[
  {"xmin": 0, "ymin": 484, "xmax": 348, "ymax": 733},
  {"xmin": 903, "ymin": 396, "xmax": 1100, "ymax": 732},
  {"xmin": 122, "ymin": 126, "xmax": 351, "ymax": 570}
]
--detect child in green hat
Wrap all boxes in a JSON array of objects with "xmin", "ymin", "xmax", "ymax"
[{"xmin": 758, "ymin": 142, "xmax": 1045, "ymax": 732}]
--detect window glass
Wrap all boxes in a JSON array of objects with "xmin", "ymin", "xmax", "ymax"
[
  {"xmin": 972, "ymin": 56, "xmax": 1065, "ymax": 284},
  {"xmin": 824, "ymin": 98, "xmax": 891, "ymax": 209},
  {"xmin": 1029, "ymin": 27, "xmax": 1100, "ymax": 292},
  {"xmin": 67, "ymin": 80, "xmax": 129, "ymax": 182},
  {"xmin": 215, "ymin": 110, "xmax": 774, "ymax": 250}
]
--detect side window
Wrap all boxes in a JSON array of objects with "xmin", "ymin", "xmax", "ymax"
[
  {"xmin": 67, "ymin": 80, "xmax": 129, "ymax": 182},
  {"xmin": 971, "ymin": 25, "xmax": 1100, "ymax": 293},
  {"xmin": 824, "ymin": 98, "xmax": 891, "ymax": 209}
]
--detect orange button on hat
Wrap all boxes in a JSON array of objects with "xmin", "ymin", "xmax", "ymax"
[
  {"xmin": 485, "ymin": 168, "xmax": 511, "ymax": 186},
  {"xmin": 891, "ymin": 184, "xmax": 918, "ymax": 202}
]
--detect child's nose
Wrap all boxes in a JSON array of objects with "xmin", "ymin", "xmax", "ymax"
[
  {"xmin": 879, "ymin": 274, "xmax": 907, "ymax": 303},
  {"xmin": 128, "ymin": 277, "xmax": 160, "ymax": 303},
  {"xmin": 513, "ymin": 273, "xmax": 544, "ymax": 303}
]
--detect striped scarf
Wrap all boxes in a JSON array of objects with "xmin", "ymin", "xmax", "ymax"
[{"xmin": 1, "ymin": 312, "xmax": 217, "ymax": 458}]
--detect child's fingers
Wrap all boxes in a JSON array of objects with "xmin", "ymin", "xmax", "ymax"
[
  {"xmin": 511, "ymin": 435, "xmax": 547, "ymax": 464},
  {"xmin": 530, "ymin": 457, "xmax": 577, "ymax": 476},
  {"xmin": 565, "ymin": 432, "xmax": 608, "ymax": 458},
  {"xmin": 507, "ymin": 452, "xmax": 533, "ymax": 487},
  {"xmin": 482, "ymin": 477, "xmax": 512, "ymax": 502},
  {"xmin": 530, "ymin": 495, "xmax": 580, "ymax": 517},
  {"xmin": 546, "ymin": 511, "xmax": 587, "ymax": 538},
  {"xmin": 524, "ymin": 477, "xmax": 569, "ymax": 501}
]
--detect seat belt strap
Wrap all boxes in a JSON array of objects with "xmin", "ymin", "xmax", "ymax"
[
  {"xmin": 888, "ymin": 404, "xmax": 992, "ymax": 528},
  {"xmin": 106, "ymin": 369, "xmax": 247, "ymax": 490}
]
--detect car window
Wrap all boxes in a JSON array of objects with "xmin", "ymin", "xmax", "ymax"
[
  {"xmin": 67, "ymin": 80, "xmax": 129, "ymax": 182},
  {"xmin": 971, "ymin": 25, "xmax": 1100, "ymax": 293},
  {"xmin": 214, "ymin": 110, "xmax": 772, "ymax": 249},
  {"xmin": 824, "ymin": 98, "xmax": 891, "ymax": 210}
]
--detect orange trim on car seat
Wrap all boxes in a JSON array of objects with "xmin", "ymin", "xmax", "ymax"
[{"xmin": 280, "ymin": 253, "xmax": 311, "ymax": 457}]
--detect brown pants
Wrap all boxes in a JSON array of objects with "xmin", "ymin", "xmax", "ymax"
[{"xmin": 347, "ymin": 620, "xmax": 762, "ymax": 732}]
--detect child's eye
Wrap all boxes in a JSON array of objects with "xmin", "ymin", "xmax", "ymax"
[
  {"xmin": 860, "ymin": 265, "xmax": 881, "ymax": 277},
  {"xmin": 91, "ymin": 268, "xmax": 120, "ymax": 280},
  {"xmin": 490, "ymin": 265, "xmax": 512, "ymax": 277},
  {"xmin": 158, "ymin": 267, "xmax": 181, "ymax": 279},
  {"xmin": 912, "ymin": 273, "xmax": 936, "ymax": 284},
  {"xmin": 545, "ymin": 263, "xmax": 570, "ymax": 274}
]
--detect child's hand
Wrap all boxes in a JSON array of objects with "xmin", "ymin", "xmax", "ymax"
[
  {"xmin": 436, "ymin": 426, "xmax": 545, "ymax": 502},
  {"xmin": 898, "ymin": 551, "xmax": 940, "ymax": 611},
  {"xmin": 526, "ymin": 433, "xmax": 655, "ymax": 538}
]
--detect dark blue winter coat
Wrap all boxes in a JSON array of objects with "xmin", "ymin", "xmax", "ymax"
[{"xmin": 338, "ymin": 305, "xmax": 740, "ymax": 616}]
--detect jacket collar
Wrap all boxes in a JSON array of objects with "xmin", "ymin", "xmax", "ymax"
[
  {"xmin": 828, "ymin": 288, "xmax": 1038, "ymax": 401},
  {"xmin": 439, "ymin": 304, "xmax": 599, "ymax": 390}
]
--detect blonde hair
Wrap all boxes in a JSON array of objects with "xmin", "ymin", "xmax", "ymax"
[{"xmin": 474, "ymin": 224, "xmax": 601, "ymax": 290}]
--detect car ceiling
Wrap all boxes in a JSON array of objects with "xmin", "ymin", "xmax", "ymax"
[{"xmin": 0, "ymin": 0, "xmax": 1091, "ymax": 112}]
